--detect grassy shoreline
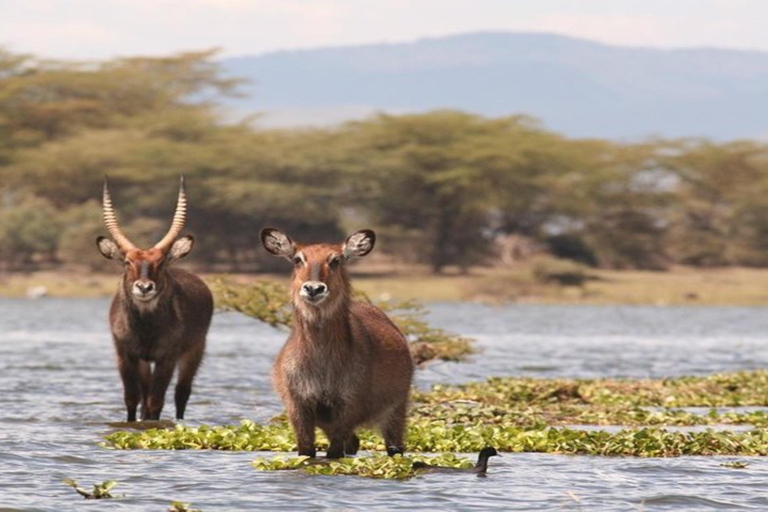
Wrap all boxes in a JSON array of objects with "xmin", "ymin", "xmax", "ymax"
[{"xmin": 4, "ymin": 264, "xmax": 768, "ymax": 305}]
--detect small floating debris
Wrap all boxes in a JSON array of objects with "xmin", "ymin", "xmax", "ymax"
[
  {"xmin": 168, "ymin": 501, "xmax": 202, "ymax": 512},
  {"xmin": 720, "ymin": 461, "xmax": 749, "ymax": 469},
  {"xmin": 63, "ymin": 479, "xmax": 120, "ymax": 500}
]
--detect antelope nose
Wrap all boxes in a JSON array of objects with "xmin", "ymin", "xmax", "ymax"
[
  {"xmin": 302, "ymin": 282, "xmax": 327, "ymax": 297},
  {"xmin": 136, "ymin": 281, "xmax": 154, "ymax": 294}
]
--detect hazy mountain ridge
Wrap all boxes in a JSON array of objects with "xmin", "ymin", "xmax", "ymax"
[{"xmin": 222, "ymin": 32, "xmax": 768, "ymax": 140}]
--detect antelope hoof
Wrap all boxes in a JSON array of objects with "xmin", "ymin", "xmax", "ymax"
[
  {"xmin": 387, "ymin": 446, "xmax": 404, "ymax": 457},
  {"xmin": 345, "ymin": 435, "xmax": 360, "ymax": 455},
  {"xmin": 326, "ymin": 448, "xmax": 345, "ymax": 459},
  {"xmin": 299, "ymin": 448, "xmax": 317, "ymax": 458}
]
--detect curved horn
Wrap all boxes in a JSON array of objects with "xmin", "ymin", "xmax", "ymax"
[
  {"xmin": 102, "ymin": 176, "xmax": 136, "ymax": 251},
  {"xmin": 154, "ymin": 175, "xmax": 187, "ymax": 251}
]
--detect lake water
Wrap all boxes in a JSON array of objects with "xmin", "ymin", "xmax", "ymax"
[{"xmin": 2, "ymin": 299, "xmax": 768, "ymax": 510}]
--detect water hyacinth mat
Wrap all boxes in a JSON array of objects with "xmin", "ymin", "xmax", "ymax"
[
  {"xmin": 103, "ymin": 420, "xmax": 768, "ymax": 457},
  {"xmin": 102, "ymin": 371, "xmax": 768, "ymax": 478}
]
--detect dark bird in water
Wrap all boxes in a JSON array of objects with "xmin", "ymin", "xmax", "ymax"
[{"xmin": 413, "ymin": 447, "xmax": 501, "ymax": 476}]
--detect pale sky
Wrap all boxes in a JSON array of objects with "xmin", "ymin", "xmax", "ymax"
[{"xmin": 1, "ymin": 0, "xmax": 767, "ymax": 60}]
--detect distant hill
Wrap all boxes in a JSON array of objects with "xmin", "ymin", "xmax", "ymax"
[{"xmin": 222, "ymin": 32, "xmax": 768, "ymax": 140}]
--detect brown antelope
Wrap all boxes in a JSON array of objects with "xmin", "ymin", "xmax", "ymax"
[
  {"xmin": 96, "ymin": 177, "xmax": 213, "ymax": 422},
  {"xmin": 261, "ymin": 228, "xmax": 414, "ymax": 458}
]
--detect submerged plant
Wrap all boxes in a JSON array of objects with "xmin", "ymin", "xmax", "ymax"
[
  {"xmin": 168, "ymin": 502, "xmax": 202, "ymax": 512},
  {"xmin": 376, "ymin": 298, "xmax": 474, "ymax": 364},
  {"xmin": 209, "ymin": 279, "xmax": 292, "ymax": 328},
  {"xmin": 63, "ymin": 479, "xmax": 120, "ymax": 500},
  {"xmin": 210, "ymin": 278, "xmax": 474, "ymax": 364}
]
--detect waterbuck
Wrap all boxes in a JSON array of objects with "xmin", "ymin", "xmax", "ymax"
[
  {"xmin": 261, "ymin": 228, "xmax": 414, "ymax": 458},
  {"xmin": 97, "ymin": 177, "xmax": 213, "ymax": 421}
]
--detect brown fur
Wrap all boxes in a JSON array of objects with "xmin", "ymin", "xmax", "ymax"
[
  {"xmin": 103, "ymin": 247, "xmax": 213, "ymax": 421},
  {"xmin": 263, "ymin": 231, "xmax": 414, "ymax": 458}
]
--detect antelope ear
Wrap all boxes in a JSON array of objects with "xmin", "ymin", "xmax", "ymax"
[
  {"xmin": 343, "ymin": 230, "xmax": 376, "ymax": 260},
  {"xmin": 168, "ymin": 235, "xmax": 194, "ymax": 261},
  {"xmin": 260, "ymin": 228, "xmax": 296, "ymax": 260},
  {"xmin": 96, "ymin": 236, "xmax": 123, "ymax": 260}
]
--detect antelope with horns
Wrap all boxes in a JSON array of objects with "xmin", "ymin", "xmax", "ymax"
[
  {"xmin": 261, "ymin": 228, "xmax": 414, "ymax": 458},
  {"xmin": 97, "ymin": 176, "xmax": 213, "ymax": 421}
]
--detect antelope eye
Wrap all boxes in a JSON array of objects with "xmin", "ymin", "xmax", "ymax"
[
  {"xmin": 329, "ymin": 256, "xmax": 341, "ymax": 268},
  {"xmin": 292, "ymin": 256, "xmax": 303, "ymax": 266}
]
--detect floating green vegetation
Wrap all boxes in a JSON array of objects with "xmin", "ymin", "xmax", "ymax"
[
  {"xmin": 405, "ymin": 423, "xmax": 768, "ymax": 456},
  {"xmin": 104, "ymin": 421, "xmax": 297, "ymax": 451},
  {"xmin": 210, "ymin": 278, "xmax": 474, "ymax": 364},
  {"xmin": 409, "ymin": 370, "xmax": 768, "ymax": 428},
  {"xmin": 104, "ymin": 419, "xmax": 768, "ymax": 457},
  {"xmin": 414, "ymin": 370, "xmax": 768, "ymax": 408},
  {"xmin": 409, "ymin": 399, "xmax": 768, "ymax": 428},
  {"xmin": 63, "ymin": 479, "xmax": 120, "ymax": 500},
  {"xmin": 252, "ymin": 453, "xmax": 473, "ymax": 480},
  {"xmin": 104, "ymin": 420, "xmax": 401, "ymax": 452},
  {"xmin": 103, "ymin": 372, "xmax": 768, "ymax": 458}
]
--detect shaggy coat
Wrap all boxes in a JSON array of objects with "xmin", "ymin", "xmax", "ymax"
[
  {"xmin": 108, "ymin": 267, "xmax": 213, "ymax": 421},
  {"xmin": 262, "ymin": 229, "xmax": 414, "ymax": 458},
  {"xmin": 97, "ymin": 176, "xmax": 213, "ymax": 421}
]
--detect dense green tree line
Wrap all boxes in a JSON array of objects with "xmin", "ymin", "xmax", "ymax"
[{"xmin": 1, "ymin": 48, "xmax": 767, "ymax": 272}]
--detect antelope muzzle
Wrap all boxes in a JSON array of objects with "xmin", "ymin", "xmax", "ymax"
[
  {"xmin": 132, "ymin": 275, "xmax": 157, "ymax": 301},
  {"xmin": 299, "ymin": 280, "xmax": 329, "ymax": 305},
  {"xmin": 125, "ymin": 256, "xmax": 163, "ymax": 301}
]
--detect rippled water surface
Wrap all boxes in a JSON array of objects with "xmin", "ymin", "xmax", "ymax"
[{"xmin": 3, "ymin": 299, "xmax": 768, "ymax": 510}]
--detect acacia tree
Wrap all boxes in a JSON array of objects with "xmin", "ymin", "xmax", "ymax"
[
  {"xmin": 0, "ymin": 192, "xmax": 61, "ymax": 269},
  {"xmin": 344, "ymin": 111, "xmax": 556, "ymax": 273},
  {"xmin": 662, "ymin": 140, "xmax": 768, "ymax": 266},
  {"xmin": 549, "ymin": 140, "xmax": 671, "ymax": 270},
  {"xmin": 188, "ymin": 127, "xmax": 347, "ymax": 269},
  {"xmin": 0, "ymin": 48, "xmax": 238, "ymax": 146}
]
